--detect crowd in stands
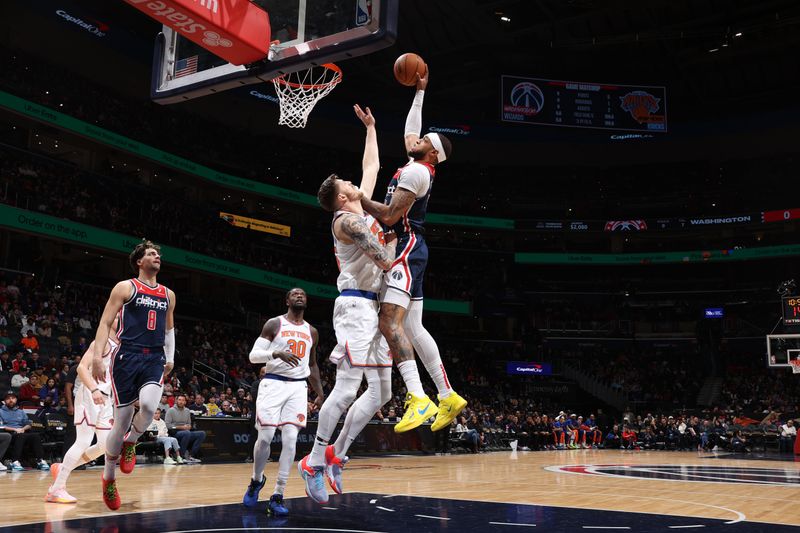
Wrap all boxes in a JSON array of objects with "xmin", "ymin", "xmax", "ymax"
[{"xmin": 2, "ymin": 272, "xmax": 799, "ymax": 471}]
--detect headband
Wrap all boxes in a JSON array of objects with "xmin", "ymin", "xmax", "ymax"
[{"xmin": 427, "ymin": 132, "xmax": 447, "ymax": 163}]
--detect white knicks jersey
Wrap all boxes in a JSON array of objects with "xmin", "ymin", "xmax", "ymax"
[
  {"xmin": 332, "ymin": 211, "xmax": 386, "ymax": 294},
  {"xmin": 75, "ymin": 336, "xmax": 119, "ymax": 394},
  {"xmin": 262, "ymin": 316, "xmax": 313, "ymax": 380}
]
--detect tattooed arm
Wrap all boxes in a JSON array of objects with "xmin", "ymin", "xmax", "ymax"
[
  {"xmin": 334, "ymin": 213, "xmax": 395, "ymax": 270},
  {"xmin": 360, "ymin": 187, "xmax": 416, "ymax": 227}
]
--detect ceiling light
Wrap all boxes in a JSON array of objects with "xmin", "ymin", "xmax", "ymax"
[
  {"xmin": 708, "ymin": 48, "xmax": 719, "ymax": 53},
  {"xmin": 735, "ymin": 32, "xmax": 742, "ymax": 37},
  {"xmin": 500, "ymin": 16, "xmax": 511, "ymax": 22}
]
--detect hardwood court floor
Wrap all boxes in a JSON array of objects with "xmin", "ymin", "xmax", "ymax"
[{"xmin": 1, "ymin": 450, "xmax": 798, "ymax": 530}]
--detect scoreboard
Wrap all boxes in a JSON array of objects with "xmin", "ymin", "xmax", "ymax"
[
  {"xmin": 783, "ymin": 296, "xmax": 800, "ymax": 326},
  {"xmin": 501, "ymin": 76, "xmax": 667, "ymax": 132}
]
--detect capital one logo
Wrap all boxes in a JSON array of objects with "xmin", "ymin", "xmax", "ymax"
[
  {"xmin": 233, "ymin": 433, "xmax": 250, "ymax": 444},
  {"xmin": 56, "ymin": 9, "xmax": 108, "ymax": 37}
]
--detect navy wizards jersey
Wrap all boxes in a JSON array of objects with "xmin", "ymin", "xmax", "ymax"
[
  {"xmin": 384, "ymin": 161, "xmax": 435, "ymax": 236},
  {"xmin": 118, "ymin": 278, "xmax": 169, "ymax": 351}
]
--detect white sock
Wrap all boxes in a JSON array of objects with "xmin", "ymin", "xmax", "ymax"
[
  {"xmin": 406, "ymin": 300, "xmax": 452, "ymax": 398},
  {"xmin": 397, "ymin": 360, "xmax": 425, "ymax": 397},
  {"xmin": 252, "ymin": 427, "xmax": 276, "ymax": 483}
]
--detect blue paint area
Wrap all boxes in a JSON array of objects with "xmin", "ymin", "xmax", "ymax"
[{"xmin": 3, "ymin": 492, "xmax": 797, "ymax": 532}]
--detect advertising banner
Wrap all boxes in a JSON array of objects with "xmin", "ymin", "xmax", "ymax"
[{"xmin": 220, "ymin": 212, "xmax": 291, "ymax": 237}]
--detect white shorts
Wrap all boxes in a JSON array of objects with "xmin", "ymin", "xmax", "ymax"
[
  {"xmin": 74, "ymin": 384, "xmax": 114, "ymax": 430},
  {"xmin": 330, "ymin": 295, "xmax": 391, "ymax": 368},
  {"xmin": 255, "ymin": 378, "xmax": 308, "ymax": 428}
]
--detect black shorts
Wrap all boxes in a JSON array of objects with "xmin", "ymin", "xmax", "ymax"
[{"xmin": 111, "ymin": 349, "xmax": 165, "ymax": 407}]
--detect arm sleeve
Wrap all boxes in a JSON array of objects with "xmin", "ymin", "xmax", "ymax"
[
  {"xmin": 164, "ymin": 328, "xmax": 175, "ymax": 364},
  {"xmin": 404, "ymin": 90, "xmax": 424, "ymax": 137},
  {"xmin": 249, "ymin": 336, "xmax": 274, "ymax": 363},
  {"xmin": 396, "ymin": 165, "xmax": 429, "ymax": 198}
]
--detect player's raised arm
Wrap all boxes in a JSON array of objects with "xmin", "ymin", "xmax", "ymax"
[
  {"xmin": 307, "ymin": 326, "xmax": 325, "ymax": 407},
  {"xmin": 92, "ymin": 281, "xmax": 131, "ymax": 382},
  {"xmin": 353, "ymin": 105, "xmax": 380, "ymax": 200},
  {"xmin": 335, "ymin": 213, "xmax": 395, "ymax": 270},
  {"xmin": 403, "ymin": 69, "xmax": 429, "ymax": 154}
]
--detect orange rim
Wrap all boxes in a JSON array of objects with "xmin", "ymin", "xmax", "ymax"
[{"xmin": 274, "ymin": 63, "xmax": 342, "ymax": 89}]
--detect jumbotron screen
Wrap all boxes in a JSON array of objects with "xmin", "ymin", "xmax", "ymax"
[{"xmin": 501, "ymin": 75, "xmax": 667, "ymax": 132}]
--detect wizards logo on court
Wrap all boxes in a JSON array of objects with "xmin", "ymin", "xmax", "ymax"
[
  {"xmin": 547, "ymin": 464, "xmax": 800, "ymax": 486},
  {"xmin": 619, "ymin": 91, "xmax": 661, "ymax": 124}
]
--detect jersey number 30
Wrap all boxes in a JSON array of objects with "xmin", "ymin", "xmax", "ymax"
[{"xmin": 286, "ymin": 339, "xmax": 307, "ymax": 358}]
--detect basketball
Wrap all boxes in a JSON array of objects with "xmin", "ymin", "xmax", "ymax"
[{"xmin": 394, "ymin": 53, "xmax": 427, "ymax": 86}]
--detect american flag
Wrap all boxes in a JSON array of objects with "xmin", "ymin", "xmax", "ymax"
[{"xmin": 174, "ymin": 55, "xmax": 198, "ymax": 78}]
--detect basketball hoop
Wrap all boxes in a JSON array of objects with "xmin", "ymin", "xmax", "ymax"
[
  {"xmin": 791, "ymin": 359, "xmax": 800, "ymax": 374},
  {"xmin": 272, "ymin": 63, "xmax": 342, "ymax": 128}
]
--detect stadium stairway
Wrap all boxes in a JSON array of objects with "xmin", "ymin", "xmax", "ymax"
[{"xmin": 696, "ymin": 376, "xmax": 724, "ymax": 406}]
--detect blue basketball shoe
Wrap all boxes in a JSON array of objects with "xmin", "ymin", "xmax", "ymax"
[
  {"xmin": 298, "ymin": 455, "xmax": 328, "ymax": 504},
  {"xmin": 242, "ymin": 475, "xmax": 266, "ymax": 508},
  {"xmin": 267, "ymin": 494, "xmax": 289, "ymax": 516}
]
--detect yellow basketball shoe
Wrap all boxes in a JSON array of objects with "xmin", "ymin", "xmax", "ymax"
[
  {"xmin": 394, "ymin": 393, "xmax": 438, "ymax": 433},
  {"xmin": 431, "ymin": 392, "xmax": 468, "ymax": 432}
]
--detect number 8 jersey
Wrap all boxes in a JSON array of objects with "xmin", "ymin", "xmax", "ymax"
[
  {"xmin": 118, "ymin": 278, "xmax": 170, "ymax": 351},
  {"xmin": 262, "ymin": 316, "xmax": 313, "ymax": 379}
]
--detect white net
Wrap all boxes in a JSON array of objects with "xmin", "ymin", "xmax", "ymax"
[
  {"xmin": 272, "ymin": 63, "xmax": 342, "ymax": 128},
  {"xmin": 791, "ymin": 360, "xmax": 800, "ymax": 374}
]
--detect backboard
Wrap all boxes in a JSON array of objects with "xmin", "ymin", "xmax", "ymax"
[
  {"xmin": 766, "ymin": 334, "xmax": 800, "ymax": 368},
  {"xmin": 151, "ymin": 0, "xmax": 398, "ymax": 104}
]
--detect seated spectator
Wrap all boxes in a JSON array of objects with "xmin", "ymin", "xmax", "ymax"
[
  {"xmin": 605, "ymin": 424, "xmax": 621, "ymax": 449},
  {"xmin": 21, "ymin": 331, "xmax": 39, "ymax": 352},
  {"xmin": 187, "ymin": 394, "xmax": 208, "ymax": 416},
  {"xmin": 11, "ymin": 351, "xmax": 28, "ymax": 374},
  {"xmin": 26, "ymin": 351, "xmax": 42, "ymax": 372},
  {"xmin": 205, "ymin": 398, "xmax": 221, "ymax": 417},
  {"xmin": 20, "ymin": 317, "xmax": 36, "ymax": 337},
  {"xmin": 39, "ymin": 378, "xmax": 59, "ymax": 405},
  {"xmin": 165, "ymin": 394, "xmax": 205, "ymax": 463},
  {"xmin": 385, "ymin": 408, "xmax": 400, "ymax": 423},
  {"xmin": 0, "ymin": 329, "xmax": 13, "ymax": 353},
  {"xmin": 731, "ymin": 430, "xmax": 749, "ymax": 453},
  {"xmin": 0, "ymin": 391, "xmax": 49, "ymax": 470},
  {"xmin": 18, "ymin": 374, "xmax": 41, "ymax": 403},
  {"xmin": 37, "ymin": 321, "xmax": 52, "ymax": 338},
  {"xmin": 780, "ymin": 420, "xmax": 797, "ymax": 453},
  {"xmin": 157, "ymin": 394, "xmax": 171, "ymax": 414},
  {"xmin": 147, "ymin": 409, "xmax": 183, "ymax": 464},
  {"xmin": 71, "ymin": 337, "xmax": 88, "ymax": 356},
  {"xmin": 11, "ymin": 367, "xmax": 29, "ymax": 389},
  {"xmin": 77, "ymin": 314, "xmax": 92, "ymax": 335},
  {"xmin": 622, "ymin": 424, "xmax": 638, "ymax": 449},
  {"xmin": 0, "ymin": 352, "xmax": 8, "ymax": 375}
]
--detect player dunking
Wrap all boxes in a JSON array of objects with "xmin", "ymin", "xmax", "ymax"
[
  {"xmin": 243, "ymin": 287, "xmax": 325, "ymax": 516},
  {"xmin": 92, "ymin": 240, "xmax": 176, "ymax": 510},
  {"xmin": 360, "ymin": 69, "xmax": 467, "ymax": 433},
  {"xmin": 298, "ymin": 104, "xmax": 396, "ymax": 504},
  {"xmin": 45, "ymin": 318, "xmax": 120, "ymax": 503}
]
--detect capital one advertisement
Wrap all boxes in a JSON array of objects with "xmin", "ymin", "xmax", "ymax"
[{"xmin": 506, "ymin": 361, "xmax": 552, "ymax": 376}]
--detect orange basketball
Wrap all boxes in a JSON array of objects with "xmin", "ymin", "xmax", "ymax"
[{"xmin": 394, "ymin": 53, "xmax": 427, "ymax": 86}]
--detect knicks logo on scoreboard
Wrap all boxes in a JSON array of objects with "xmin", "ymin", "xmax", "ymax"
[{"xmin": 619, "ymin": 90, "xmax": 661, "ymax": 123}]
